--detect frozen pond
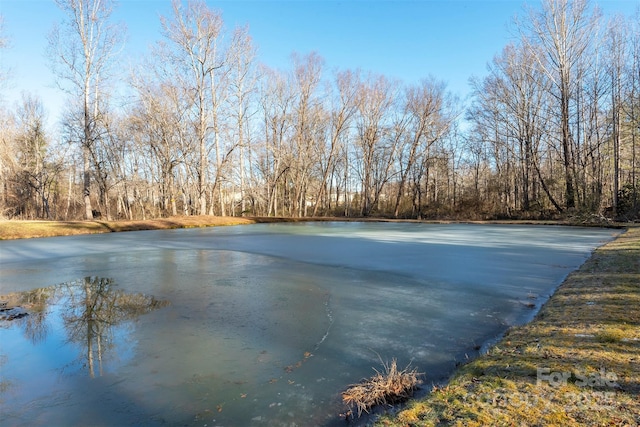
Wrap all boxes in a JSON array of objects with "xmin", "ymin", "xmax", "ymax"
[{"xmin": 0, "ymin": 222, "xmax": 618, "ymax": 426}]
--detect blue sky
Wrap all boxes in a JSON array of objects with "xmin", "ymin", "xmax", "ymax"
[{"xmin": 1, "ymin": 0, "xmax": 638, "ymax": 128}]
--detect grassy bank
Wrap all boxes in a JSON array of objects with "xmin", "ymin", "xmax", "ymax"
[
  {"xmin": 379, "ymin": 226, "xmax": 640, "ymax": 426},
  {"xmin": 0, "ymin": 216, "xmax": 263, "ymax": 239},
  {"xmin": 0, "ymin": 216, "xmax": 624, "ymax": 240},
  {"xmin": 0, "ymin": 215, "xmax": 377, "ymax": 239}
]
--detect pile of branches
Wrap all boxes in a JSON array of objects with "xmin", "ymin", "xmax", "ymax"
[{"xmin": 342, "ymin": 358, "xmax": 422, "ymax": 418}]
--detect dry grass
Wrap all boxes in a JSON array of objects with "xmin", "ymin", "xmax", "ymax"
[
  {"xmin": 342, "ymin": 358, "xmax": 423, "ymax": 418},
  {"xmin": 0, "ymin": 216, "xmax": 263, "ymax": 239},
  {"xmin": 379, "ymin": 226, "xmax": 640, "ymax": 426},
  {"xmin": 0, "ymin": 215, "xmax": 383, "ymax": 240}
]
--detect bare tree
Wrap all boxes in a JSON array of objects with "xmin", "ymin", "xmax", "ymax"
[
  {"xmin": 353, "ymin": 74, "xmax": 398, "ymax": 216},
  {"xmin": 521, "ymin": 0, "xmax": 600, "ymax": 209},
  {"xmin": 393, "ymin": 77, "xmax": 454, "ymax": 218},
  {"xmin": 129, "ymin": 77, "xmax": 189, "ymax": 217},
  {"xmin": 0, "ymin": 14, "xmax": 9, "ymax": 90},
  {"xmin": 160, "ymin": 0, "xmax": 225, "ymax": 216},
  {"xmin": 14, "ymin": 94, "xmax": 49, "ymax": 217},
  {"xmin": 311, "ymin": 69, "xmax": 359, "ymax": 216},
  {"xmin": 228, "ymin": 26, "xmax": 257, "ymax": 216},
  {"xmin": 49, "ymin": 0, "xmax": 123, "ymax": 220},
  {"xmin": 469, "ymin": 42, "xmax": 563, "ymax": 214},
  {"xmin": 1, "ymin": 93, "xmax": 67, "ymax": 219},
  {"xmin": 0, "ymin": 16, "xmax": 10, "ymax": 213},
  {"xmin": 605, "ymin": 15, "xmax": 628, "ymax": 215},
  {"xmin": 258, "ymin": 66, "xmax": 296, "ymax": 216},
  {"xmin": 288, "ymin": 52, "xmax": 324, "ymax": 217},
  {"xmin": 617, "ymin": 11, "xmax": 640, "ymax": 219}
]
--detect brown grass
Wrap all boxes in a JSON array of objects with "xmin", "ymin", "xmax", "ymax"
[
  {"xmin": 0, "ymin": 215, "xmax": 388, "ymax": 240},
  {"xmin": 342, "ymin": 359, "xmax": 423, "ymax": 418},
  {"xmin": 0, "ymin": 216, "xmax": 264, "ymax": 239}
]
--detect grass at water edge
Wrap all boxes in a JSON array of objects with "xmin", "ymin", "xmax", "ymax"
[
  {"xmin": 378, "ymin": 226, "xmax": 640, "ymax": 426},
  {"xmin": 0, "ymin": 216, "xmax": 263, "ymax": 239}
]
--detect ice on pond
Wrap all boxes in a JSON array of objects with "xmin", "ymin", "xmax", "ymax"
[{"xmin": 0, "ymin": 222, "xmax": 618, "ymax": 425}]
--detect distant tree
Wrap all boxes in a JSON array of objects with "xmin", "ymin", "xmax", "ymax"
[
  {"xmin": 160, "ymin": 0, "xmax": 225, "ymax": 216},
  {"xmin": 257, "ymin": 65, "xmax": 296, "ymax": 217},
  {"xmin": 605, "ymin": 15, "xmax": 630, "ymax": 216},
  {"xmin": 0, "ymin": 15, "xmax": 12, "ymax": 215},
  {"xmin": 311, "ymin": 69, "xmax": 359, "ymax": 216},
  {"xmin": 13, "ymin": 94, "xmax": 49, "ymax": 217},
  {"xmin": 469, "ymin": 42, "xmax": 563, "ymax": 215},
  {"xmin": 618, "ymin": 12, "xmax": 640, "ymax": 219},
  {"xmin": 393, "ymin": 77, "xmax": 455, "ymax": 218},
  {"xmin": 289, "ymin": 52, "xmax": 325, "ymax": 217},
  {"xmin": 0, "ymin": 107, "xmax": 18, "ymax": 216},
  {"xmin": 0, "ymin": 14, "xmax": 9, "ymax": 89},
  {"xmin": 521, "ymin": 0, "xmax": 600, "ymax": 209},
  {"xmin": 48, "ymin": 0, "xmax": 123, "ymax": 219},
  {"xmin": 353, "ymin": 74, "xmax": 398, "ymax": 216},
  {"xmin": 4, "ymin": 93, "xmax": 66, "ymax": 219},
  {"xmin": 227, "ymin": 26, "xmax": 257, "ymax": 216},
  {"xmin": 129, "ymin": 78, "xmax": 188, "ymax": 218}
]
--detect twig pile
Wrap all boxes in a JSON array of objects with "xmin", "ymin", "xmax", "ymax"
[{"xmin": 341, "ymin": 358, "xmax": 422, "ymax": 418}]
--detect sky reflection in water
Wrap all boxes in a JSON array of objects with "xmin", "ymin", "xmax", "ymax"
[{"xmin": 0, "ymin": 223, "xmax": 618, "ymax": 426}]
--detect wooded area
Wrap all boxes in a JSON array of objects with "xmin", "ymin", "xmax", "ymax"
[{"xmin": 1, "ymin": 0, "xmax": 639, "ymax": 221}]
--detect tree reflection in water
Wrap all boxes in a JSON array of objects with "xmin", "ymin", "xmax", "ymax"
[{"xmin": 1, "ymin": 277, "xmax": 169, "ymax": 377}]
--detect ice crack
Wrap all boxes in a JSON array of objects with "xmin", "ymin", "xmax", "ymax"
[{"xmin": 314, "ymin": 293, "xmax": 334, "ymax": 350}]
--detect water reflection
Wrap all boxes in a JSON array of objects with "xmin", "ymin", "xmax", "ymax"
[{"xmin": 0, "ymin": 277, "xmax": 169, "ymax": 378}]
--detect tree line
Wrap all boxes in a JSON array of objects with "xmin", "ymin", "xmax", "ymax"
[{"xmin": 1, "ymin": 0, "xmax": 638, "ymax": 221}]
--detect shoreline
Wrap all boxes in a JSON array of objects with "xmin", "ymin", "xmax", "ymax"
[
  {"xmin": 378, "ymin": 226, "xmax": 640, "ymax": 426},
  {"xmin": 0, "ymin": 215, "xmax": 628, "ymax": 240}
]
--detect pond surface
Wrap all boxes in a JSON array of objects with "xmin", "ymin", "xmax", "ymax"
[{"xmin": 0, "ymin": 222, "xmax": 618, "ymax": 426}]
